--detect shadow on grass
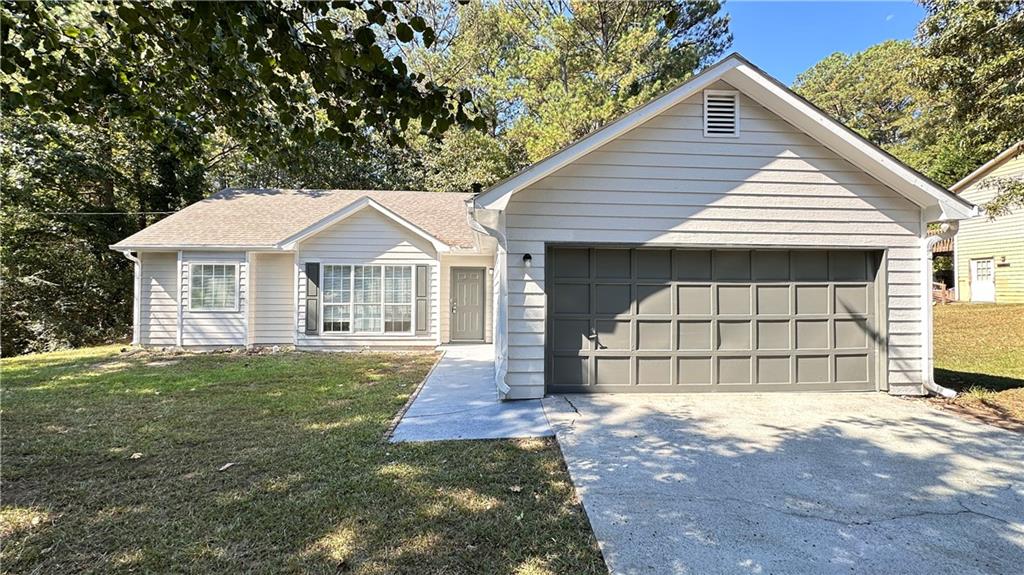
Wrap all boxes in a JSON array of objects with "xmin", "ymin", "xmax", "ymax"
[
  {"xmin": 1, "ymin": 350, "xmax": 604, "ymax": 575},
  {"xmin": 935, "ymin": 368, "xmax": 1024, "ymax": 392}
]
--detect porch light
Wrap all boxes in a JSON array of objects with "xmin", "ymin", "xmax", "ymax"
[{"xmin": 523, "ymin": 253, "xmax": 533, "ymax": 267}]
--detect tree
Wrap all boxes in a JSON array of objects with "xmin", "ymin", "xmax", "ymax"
[
  {"xmin": 793, "ymin": 41, "xmax": 934, "ymax": 149},
  {"xmin": 1, "ymin": 1, "xmax": 481, "ymax": 156},
  {"xmin": 916, "ymin": 0, "xmax": 1024, "ymax": 209},
  {"xmin": 981, "ymin": 175, "xmax": 1024, "ymax": 219},
  {"xmin": 476, "ymin": 0, "xmax": 732, "ymax": 161},
  {"xmin": 393, "ymin": 0, "xmax": 731, "ymax": 188}
]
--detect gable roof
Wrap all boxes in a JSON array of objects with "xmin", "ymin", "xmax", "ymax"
[
  {"xmin": 278, "ymin": 196, "xmax": 451, "ymax": 252},
  {"xmin": 474, "ymin": 53, "xmax": 976, "ymax": 221},
  {"xmin": 950, "ymin": 140, "xmax": 1024, "ymax": 193},
  {"xmin": 112, "ymin": 189, "xmax": 479, "ymax": 251}
]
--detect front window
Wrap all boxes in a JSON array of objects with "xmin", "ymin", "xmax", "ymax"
[
  {"xmin": 189, "ymin": 263, "xmax": 238, "ymax": 311},
  {"xmin": 323, "ymin": 265, "xmax": 351, "ymax": 332},
  {"xmin": 322, "ymin": 264, "xmax": 414, "ymax": 334}
]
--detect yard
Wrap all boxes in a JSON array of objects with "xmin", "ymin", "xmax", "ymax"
[
  {"xmin": 933, "ymin": 303, "xmax": 1024, "ymax": 426},
  {"xmin": 0, "ymin": 348, "xmax": 605, "ymax": 574}
]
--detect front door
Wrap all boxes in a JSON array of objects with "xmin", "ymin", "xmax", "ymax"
[
  {"xmin": 970, "ymin": 258, "xmax": 996, "ymax": 302},
  {"xmin": 451, "ymin": 267, "xmax": 485, "ymax": 341}
]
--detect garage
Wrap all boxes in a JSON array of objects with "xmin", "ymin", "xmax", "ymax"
[{"xmin": 546, "ymin": 247, "xmax": 882, "ymax": 392}]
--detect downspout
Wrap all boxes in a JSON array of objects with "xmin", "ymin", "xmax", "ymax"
[
  {"xmin": 465, "ymin": 197, "xmax": 512, "ymax": 399},
  {"xmin": 922, "ymin": 220, "xmax": 959, "ymax": 398},
  {"xmin": 120, "ymin": 251, "xmax": 142, "ymax": 346}
]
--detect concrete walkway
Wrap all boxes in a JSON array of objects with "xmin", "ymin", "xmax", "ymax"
[
  {"xmin": 544, "ymin": 392, "xmax": 1024, "ymax": 575},
  {"xmin": 389, "ymin": 344, "xmax": 552, "ymax": 442}
]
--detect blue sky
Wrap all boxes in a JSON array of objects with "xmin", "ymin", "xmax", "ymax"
[{"xmin": 725, "ymin": 1, "xmax": 925, "ymax": 85}]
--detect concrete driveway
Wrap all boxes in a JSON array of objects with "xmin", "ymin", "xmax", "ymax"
[{"xmin": 543, "ymin": 393, "xmax": 1024, "ymax": 575}]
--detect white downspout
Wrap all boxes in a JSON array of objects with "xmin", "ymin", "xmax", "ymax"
[
  {"xmin": 465, "ymin": 200, "xmax": 512, "ymax": 399},
  {"xmin": 120, "ymin": 251, "xmax": 142, "ymax": 346},
  {"xmin": 922, "ymin": 220, "xmax": 959, "ymax": 398}
]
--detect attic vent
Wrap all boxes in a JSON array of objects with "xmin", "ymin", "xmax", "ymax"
[{"xmin": 703, "ymin": 90, "xmax": 739, "ymax": 137}]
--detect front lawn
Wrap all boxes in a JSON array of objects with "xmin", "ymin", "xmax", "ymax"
[
  {"xmin": 1, "ymin": 347, "xmax": 604, "ymax": 574},
  {"xmin": 933, "ymin": 303, "xmax": 1024, "ymax": 426}
]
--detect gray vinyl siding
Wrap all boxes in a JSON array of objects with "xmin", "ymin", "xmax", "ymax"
[
  {"xmin": 503, "ymin": 82, "xmax": 924, "ymax": 399},
  {"xmin": 180, "ymin": 251, "xmax": 248, "ymax": 347},
  {"xmin": 252, "ymin": 253, "xmax": 295, "ymax": 345},
  {"xmin": 296, "ymin": 207, "xmax": 440, "ymax": 347},
  {"xmin": 139, "ymin": 252, "xmax": 178, "ymax": 346}
]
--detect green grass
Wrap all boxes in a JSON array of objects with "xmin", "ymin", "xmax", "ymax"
[
  {"xmin": 934, "ymin": 304, "xmax": 1024, "ymax": 423},
  {"xmin": 1, "ymin": 347, "xmax": 604, "ymax": 574}
]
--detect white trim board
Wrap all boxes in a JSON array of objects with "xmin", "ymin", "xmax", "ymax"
[{"xmin": 473, "ymin": 53, "xmax": 976, "ymax": 222}]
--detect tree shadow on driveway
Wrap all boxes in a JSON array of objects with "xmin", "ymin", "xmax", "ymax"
[{"xmin": 544, "ymin": 393, "xmax": 1024, "ymax": 575}]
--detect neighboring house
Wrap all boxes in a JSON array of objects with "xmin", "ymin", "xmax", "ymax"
[
  {"xmin": 949, "ymin": 141, "xmax": 1024, "ymax": 303},
  {"xmin": 113, "ymin": 53, "xmax": 976, "ymax": 399}
]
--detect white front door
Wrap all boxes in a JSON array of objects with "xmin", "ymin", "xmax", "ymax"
[{"xmin": 970, "ymin": 258, "xmax": 996, "ymax": 302}]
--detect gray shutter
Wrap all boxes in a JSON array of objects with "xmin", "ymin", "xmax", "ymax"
[
  {"xmin": 415, "ymin": 265, "xmax": 429, "ymax": 336},
  {"xmin": 305, "ymin": 262, "xmax": 320, "ymax": 335}
]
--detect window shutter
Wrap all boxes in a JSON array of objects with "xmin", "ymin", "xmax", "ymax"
[
  {"xmin": 703, "ymin": 90, "xmax": 739, "ymax": 137},
  {"xmin": 305, "ymin": 262, "xmax": 320, "ymax": 335},
  {"xmin": 415, "ymin": 265, "xmax": 429, "ymax": 336}
]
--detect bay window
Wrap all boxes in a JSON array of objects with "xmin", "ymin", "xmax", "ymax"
[{"xmin": 322, "ymin": 264, "xmax": 415, "ymax": 334}]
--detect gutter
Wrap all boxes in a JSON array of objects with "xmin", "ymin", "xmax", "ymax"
[
  {"xmin": 464, "ymin": 197, "xmax": 512, "ymax": 399},
  {"xmin": 922, "ymin": 220, "xmax": 960, "ymax": 398},
  {"xmin": 118, "ymin": 250, "xmax": 142, "ymax": 346}
]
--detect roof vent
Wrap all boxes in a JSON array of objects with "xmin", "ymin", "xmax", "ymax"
[{"xmin": 703, "ymin": 90, "xmax": 739, "ymax": 137}]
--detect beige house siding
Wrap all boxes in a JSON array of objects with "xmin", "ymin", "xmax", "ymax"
[
  {"xmin": 296, "ymin": 206, "xmax": 440, "ymax": 347},
  {"xmin": 251, "ymin": 253, "xmax": 296, "ymax": 345},
  {"xmin": 179, "ymin": 251, "xmax": 248, "ymax": 347},
  {"xmin": 502, "ymin": 83, "xmax": 924, "ymax": 399},
  {"xmin": 139, "ymin": 252, "xmax": 178, "ymax": 346},
  {"xmin": 955, "ymin": 153, "xmax": 1024, "ymax": 303},
  {"xmin": 440, "ymin": 254, "xmax": 495, "ymax": 344}
]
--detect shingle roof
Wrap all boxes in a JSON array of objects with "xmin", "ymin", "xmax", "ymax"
[{"xmin": 112, "ymin": 189, "xmax": 481, "ymax": 250}]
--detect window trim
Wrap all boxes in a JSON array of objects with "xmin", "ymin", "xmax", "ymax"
[
  {"xmin": 187, "ymin": 262, "xmax": 240, "ymax": 313},
  {"xmin": 319, "ymin": 263, "xmax": 416, "ymax": 336}
]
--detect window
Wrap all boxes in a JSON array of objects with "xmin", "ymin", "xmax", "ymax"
[
  {"xmin": 384, "ymin": 266, "xmax": 413, "ymax": 332},
  {"xmin": 321, "ymin": 264, "xmax": 414, "ymax": 334},
  {"xmin": 189, "ymin": 263, "xmax": 238, "ymax": 311},
  {"xmin": 353, "ymin": 265, "xmax": 382, "ymax": 332},
  {"xmin": 703, "ymin": 90, "xmax": 739, "ymax": 137},
  {"xmin": 323, "ymin": 265, "xmax": 351, "ymax": 332}
]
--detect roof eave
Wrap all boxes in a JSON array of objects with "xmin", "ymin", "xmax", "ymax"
[{"xmin": 110, "ymin": 244, "xmax": 283, "ymax": 252}]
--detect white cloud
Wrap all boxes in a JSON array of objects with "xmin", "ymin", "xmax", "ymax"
[{"xmin": 885, "ymin": 14, "xmax": 895, "ymax": 22}]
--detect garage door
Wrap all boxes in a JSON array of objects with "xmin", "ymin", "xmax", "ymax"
[{"xmin": 546, "ymin": 247, "xmax": 881, "ymax": 393}]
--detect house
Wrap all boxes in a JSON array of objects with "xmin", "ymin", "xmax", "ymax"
[
  {"xmin": 949, "ymin": 141, "xmax": 1024, "ymax": 303},
  {"xmin": 112, "ymin": 53, "xmax": 976, "ymax": 400},
  {"xmin": 111, "ymin": 190, "xmax": 496, "ymax": 350}
]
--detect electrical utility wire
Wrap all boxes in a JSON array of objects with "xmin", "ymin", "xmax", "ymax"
[{"xmin": 21, "ymin": 211, "xmax": 177, "ymax": 215}]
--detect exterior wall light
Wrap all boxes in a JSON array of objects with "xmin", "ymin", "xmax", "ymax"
[{"xmin": 523, "ymin": 253, "xmax": 533, "ymax": 267}]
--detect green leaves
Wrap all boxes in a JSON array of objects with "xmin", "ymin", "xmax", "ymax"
[
  {"xmin": 395, "ymin": 22, "xmax": 414, "ymax": 43},
  {"xmin": 1, "ymin": 0, "xmax": 480, "ymax": 156}
]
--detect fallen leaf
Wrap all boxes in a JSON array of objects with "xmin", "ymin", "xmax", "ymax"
[
  {"xmin": 217, "ymin": 462, "xmax": 238, "ymax": 472},
  {"xmin": 129, "ymin": 452, "xmax": 143, "ymax": 460},
  {"xmin": 509, "ymin": 485, "xmax": 522, "ymax": 493}
]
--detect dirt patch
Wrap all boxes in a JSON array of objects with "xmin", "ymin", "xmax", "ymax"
[{"xmin": 926, "ymin": 389, "xmax": 1024, "ymax": 433}]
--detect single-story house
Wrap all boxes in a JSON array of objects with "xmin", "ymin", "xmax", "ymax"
[
  {"xmin": 948, "ymin": 141, "xmax": 1024, "ymax": 303},
  {"xmin": 113, "ymin": 53, "xmax": 976, "ymax": 399}
]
